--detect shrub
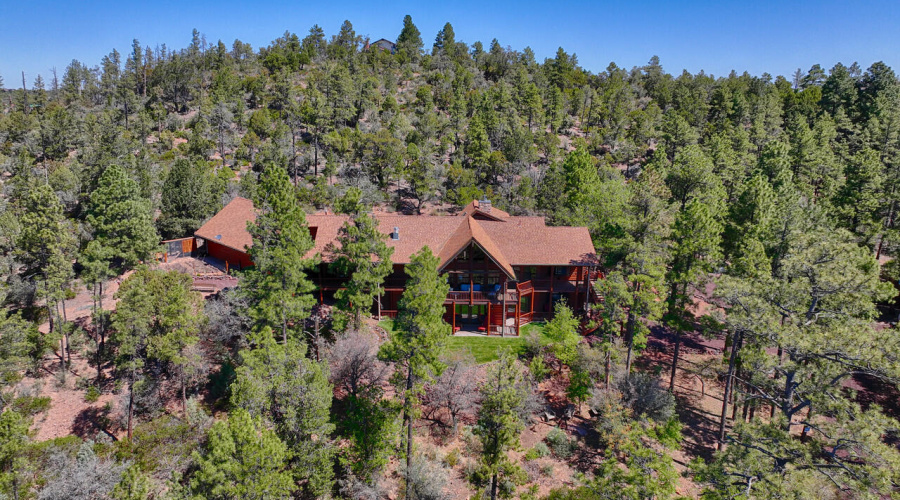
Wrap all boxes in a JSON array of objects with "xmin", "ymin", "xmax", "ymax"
[
  {"xmin": 459, "ymin": 425, "xmax": 481, "ymax": 457},
  {"xmin": 652, "ymin": 417, "xmax": 683, "ymax": 449},
  {"xmin": 11, "ymin": 395, "xmax": 51, "ymax": 416},
  {"xmin": 616, "ymin": 372, "xmax": 675, "ymax": 423},
  {"xmin": 523, "ymin": 331, "xmax": 544, "ymax": 359},
  {"xmin": 524, "ymin": 441, "xmax": 550, "ymax": 461},
  {"xmin": 84, "ymin": 386, "xmax": 101, "ymax": 403},
  {"xmin": 545, "ymin": 427, "xmax": 575, "ymax": 459},
  {"xmin": 404, "ymin": 455, "xmax": 450, "ymax": 500},
  {"xmin": 443, "ymin": 448, "xmax": 460, "ymax": 468},
  {"xmin": 529, "ymin": 355, "xmax": 549, "ymax": 381}
]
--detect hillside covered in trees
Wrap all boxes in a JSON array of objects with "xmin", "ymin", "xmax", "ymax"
[{"xmin": 1, "ymin": 15, "xmax": 900, "ymax": 499}]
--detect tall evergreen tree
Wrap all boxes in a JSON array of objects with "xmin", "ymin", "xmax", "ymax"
[
  {"xmin": 332, "ymin": 211, "xmax": 394, "ymax": 331},
  {"xmin": 0, "ymin": 409, "xmax": 30, "ymax": 500},
  {"xmin": 379, "ymin": 247, "xmax": 450, "ymax": 477},
  {"xmin": 111, "ymin": 268, "xmax": 204, "ymax": 438},
  {"xmin": 157, "ymin": 159, "xmax": 222, "ymax": 239},
  {"xmin": 244, "ymin": 165, "xmax": 318, "ymax": 343},
  {"xmin": 86, "ymin": 164, "xmax": 158, "ymax": 269},
  {"xmin": 705, "ymin": 223, "xmax": 900, "ymax": 497},
  {"xmin": 188, "ymin": 409, "xmax": 294, "ymax": 500},
  {"xmin": 396, "ymin": 15, "xmax": 423, "ymax": 64},
  {"xmin": 16, "ymin": 182, "xmax": 76, "ymax": 375},
  {"xmin": 474, "ymin": 349, "xmax": 531, "ymax": 500},
  {"xmin": 664, "ymin": 198, "xmax": 722, "ymax": 390},
  {"xmin": 230, "ymin": 329, "xmax": 335, "ymax": 497}
]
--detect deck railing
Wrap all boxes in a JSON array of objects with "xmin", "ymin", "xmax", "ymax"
[{"xmin": 445, "ymin": 289, "xmax": 518, "ymax": 303}]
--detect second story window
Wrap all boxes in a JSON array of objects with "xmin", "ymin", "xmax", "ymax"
[{"xmin": 554, "ymin": 266, "xmax": 567, "ymax": 277}]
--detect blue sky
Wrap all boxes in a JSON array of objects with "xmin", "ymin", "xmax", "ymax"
[{"xmin": 1, "ymin": 0, "xmax": 898, "ymax": 87}]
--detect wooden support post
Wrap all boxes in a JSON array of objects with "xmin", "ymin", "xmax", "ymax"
[
  {"xmin": 549, "ymin": 266, "xmax": 554, "ymax": 312},
  {"xmin": 501, "ymin": 277, "xmax": 508, "ymax": 338},
  {"xmin": 452, "ymin": 302, "xmax": 456, "ymax": 334},
  {"xmin": 583, "ymin": 266, "xmax": 592, "ymax": 312},
  {"xmin": 487, "ymin": 302, "xmax": 491, "ymax": 336},
  {"xmin": 515, "ymin": 301, "xmax": 520, "ymax": 336},
  {"xmin": 530, "ymin": 288, "xmax": 534, "ymax": 317}
]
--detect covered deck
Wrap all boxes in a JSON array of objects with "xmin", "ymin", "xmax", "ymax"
[{"xmin": 442, "ymin": 280, "xmax": 535, "ymax": 336}]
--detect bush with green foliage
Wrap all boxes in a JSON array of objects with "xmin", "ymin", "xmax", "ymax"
[
  {"xmin": 403, "ymin": 455, "xmax": 450, "ymax": 500},
  {"xmin": 84, "ymin": 386, "xmax": 101, "ymax": 403},
  {"xmin": 524, "ymin": 442, "xmax": 550, "ymax": 461},
  {"xmin": 528, "ymin": 355, "xmax": 549, "ymax": 381},
  {"xmin": 616, "ymin": 372, "xmax": 675, "ymax": 423},
  {"xmin": 545, "ymin": 427, "xmax": 575, "ymax": 459}
]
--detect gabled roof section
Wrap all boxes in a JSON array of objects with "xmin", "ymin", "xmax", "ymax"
[
  {"xmin": 195, "ymin": 198, "xmax": 598, "ymax": 270},
  {"xmin": 436, "ymin": 216, "xmax": 516, "ymax": 279},
  {"xmin": 479, "ymin": 219, "xmax": 598, "ymax": 266},
  {"xmin": 460, "ymin": 199, "xmax": 510, "ymax": 221},
  {"xmin": 306, "ymin": 213, "xmax": 461, "ymax": 263},
  {"xmin": 194, "ymin": 197, "xmax": 256, "ymax": 252}
]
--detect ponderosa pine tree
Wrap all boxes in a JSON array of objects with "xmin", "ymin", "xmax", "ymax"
[
  {"xmin": 156, "ymin": 158, "xmax": 223, "ymax": 239},
  {"xmin": 0, "ymin": 312, "xmax": 41, "ymax": 408},
  {"xmin": 544, "ymin": 300, "xmax": 581, "ymax": 369},
  {"xmin": 332, "ymin": 211, "xmax": 394, "ymax": 331},
  {"xmin": 230, "ymin": 329, "xmax": 335, "ymax": 497},
  {"xmin": 474, "ymin": 349, "xmax": 531, "ymax": 500},
  {"xmin": 396, "ymin": 15, "xmax": 423, "ymax": 64},
  {"xmin": 664, "ymin": 198, "xmax": 722, "ymax": 391},
  {"xmin": 379, "ymin": 246, "xmax": 449, "ymax": 476},
  {"xmin": 188, "ymin": 409, "xmax": 294, "ymax": 500},
  {"xmin": 80, "ymin": 240, "xmax": 116, "ymax": 381},
  {"xmin": 704, "ymin": 221, "xmax": 900, "ymax": 497},
  {"xmin": 602, "ymin": 167, "xmax": 672, "ymax": 374},
  {"xmin": 111, "ymin": 268, "xmax": 204, "ymax": 438},
  {"xmin": 0, "ymin": 409, "xmax": 30, "ymax": 500},
  {"xmin": 86, "ymin": 164, "xmax": 158, "ymax": 269},
  {"xmin": 16, "ymin": 182, "xmax": 76, "ymax": 376},
  {"xmin": 244, "ymin": 164, "xmax": 318, "ymax": 343}
]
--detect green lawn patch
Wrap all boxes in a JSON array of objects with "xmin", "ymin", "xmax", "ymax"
[{"xmin": 379, "ymin": 318, "xmax": 550, "ymax": 364}]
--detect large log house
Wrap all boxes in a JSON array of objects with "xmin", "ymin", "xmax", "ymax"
[{"xmin": 194, "ymin": 198, "xmax": 599, "ymax": 335}]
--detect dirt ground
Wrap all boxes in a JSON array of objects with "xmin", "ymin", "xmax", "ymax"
[
  {"xmin": 24, "ymin": 256, "xmax": 237, "ymax": 442},
  {"xmin": 22, "ymin": 264, "xmax": 896, "ymax": 498}
]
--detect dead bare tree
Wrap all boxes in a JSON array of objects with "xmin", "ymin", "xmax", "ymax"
[
  {"xmin": 328, "ymin": 330, "xmax": 390, "ymax": 400},
  {"xmin": 423, "ymin": 350, "xmax": 480, "ymax": 434}
]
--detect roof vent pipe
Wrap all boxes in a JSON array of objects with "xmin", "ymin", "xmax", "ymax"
[{"xmin": 391, "ymin": 227, "xmax": 400, "ymax": 240}]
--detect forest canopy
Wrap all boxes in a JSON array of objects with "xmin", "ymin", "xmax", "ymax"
[{"xmin": 1, "ymin": 15, "xmax": 899, "ymax": 500}]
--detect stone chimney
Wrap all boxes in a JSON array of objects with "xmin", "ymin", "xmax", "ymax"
[
  {"xmin": 391, "ymin": 227, "xmax": 400, "ymax": 240},
  {"xmin": 479, "ymin": 198, "xmax": 492, "ymax": 213}
]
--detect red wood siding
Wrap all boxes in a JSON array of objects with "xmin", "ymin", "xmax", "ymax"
[{"xmin": 206, "ymin": 240, "xmax": 253, "ymax": 270}]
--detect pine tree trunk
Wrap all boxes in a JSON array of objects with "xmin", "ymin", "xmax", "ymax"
[
  {"xmin": 127, "ymin": 379, "xmax": 135, "ymax": 441},
  {"xmin": 60, "ymin": 299, "xmax": 71, "ymax": 366},
  {"xmin": 490, "ymin": 474, "xmax": 498, "ymax": 500},
  {"xmin": 669, "ymin": 331, "xmax": 681, "ymax": 392},
  {"xmin": 404, "ymin": 361, "xmax": 415, "ymax": 482},
  {"xmin": 604, "ymin": 349, "xmax": 611, "ymax": 388},
  {"xmin": 624, "ymin": 311, "xmax": 635, "ymax": 376},
  {"xmin": 781, "ymin": 370, "xmax": 796, "ymax": 432},
  {"xmin": 771, "ymin": 347, "xmax": 783, "ymax": 418},
  {"xmin": 718, "ymin": 330, "xmax": 742, "ymax": 449}
]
